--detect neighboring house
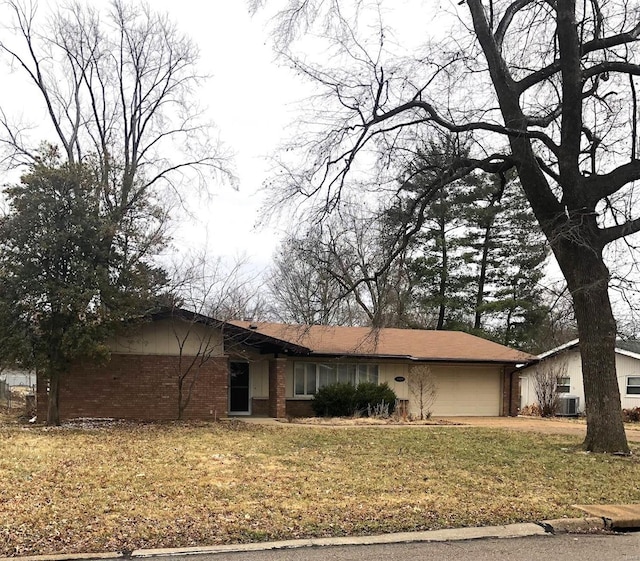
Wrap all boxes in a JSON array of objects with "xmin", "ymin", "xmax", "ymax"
[
  {"xmin": 519, "ymin": 339, "xmax": 640, "ymax": 415},
  {"xmin": 1, "ymin": 368, "xmax": 35, "ymax": 388},
  {"xmin": 36, "ymin": 310, "xmax": 535, "ymax": 421}
]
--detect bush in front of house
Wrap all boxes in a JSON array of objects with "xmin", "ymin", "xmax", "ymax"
[
  {"xmin": 311, "ymin": 382, "xmax": 357, "ymax": 417},
  {"xmin": 311, "ymin": 382, "xmax": 397, "ymax": 417},
  {"xmin": 354, "ymin": 382, "xmax": 397, "ymax": 415},
  {"xmin": 622, "ymin": 407, "xmax": 640, "ymax": 423}
]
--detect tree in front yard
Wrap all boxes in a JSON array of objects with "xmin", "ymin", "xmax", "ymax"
[
  {"xmin": 0, "ymin": 0, "xmax": 232, "ymax": 424},
  {"xmin": 0, "ymin": 154, "xmax": 167, "ymax": 425},
  {"xmin": 257, "ymin": 0, "xmax": 639, "ymax": 452},
  {"xmin": 408, "ymin": 365, "xmax": 438, "ymax": 420}
]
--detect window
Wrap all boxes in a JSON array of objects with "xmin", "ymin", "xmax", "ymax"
[
  {"xmin": 626, "ymin": 377, "xmax": 640, "ymax": 395},
  {"xmin": 293, "ymin": 362, "xmax": 379, "ymax": 396},
  {"xmin": 556, "ymin": 376, "xmax": 570, "ymax": 393},
  {"xmin": 294, "ymin": 363, "xmax": 316, "ymax": 396}
]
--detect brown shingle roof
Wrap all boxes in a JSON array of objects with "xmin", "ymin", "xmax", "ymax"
[{"xmin": 229, "ymin": 321, "xmax": 535, "ymax": 364}]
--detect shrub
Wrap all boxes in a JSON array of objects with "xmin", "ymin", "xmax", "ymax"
[
  {"xmin": 311, "ymin": 382, "xmax": 398, "ymax": 417},
  {"xmin": 367, "ymin": 401, "xmax": 390, "ymax": 418},
  {"xmin": 622, "ymin": 407, "xmax": 640, "ymax": 423},
  {"xmin": 519, "ymin": 404, "xmax": 542, "ymax": 417},
  {"xmin": 354, "ymin": 382, "xmax": 397, "ymax": 415},
  {"xmin": 311, "ymin": 383, "xmax": 357, "ymax": 417}
]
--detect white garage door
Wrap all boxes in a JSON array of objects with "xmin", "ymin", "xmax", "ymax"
[{"xmin": 425, "ymin": 366, "xmax": 502, "ymax": 416}]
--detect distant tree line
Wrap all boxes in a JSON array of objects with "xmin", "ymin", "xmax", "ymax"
[{"xmin": 265, "ymin": 138, "xmax": 575, "ymax": 353}]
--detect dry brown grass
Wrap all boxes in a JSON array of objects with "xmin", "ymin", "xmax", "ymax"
[{"xmin": 1, "ymin": 420, "xmax": 639, "ymax": 557}]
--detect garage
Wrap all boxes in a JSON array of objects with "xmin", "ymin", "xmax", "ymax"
[{"xmin": 426, "ymin": 365, "xmax": 503, "ymax": 416}]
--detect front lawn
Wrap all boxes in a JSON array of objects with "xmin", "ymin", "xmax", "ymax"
[{"xmin": 1, "ymin": 420, "xmax": 638, "ymax": 556}]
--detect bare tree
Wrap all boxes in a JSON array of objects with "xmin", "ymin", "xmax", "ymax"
[
  {"xmin": 0, "ymin": 0, "xmax": 233, "ymax": 424},
  {"xmin": 268, "ymin": 234, "xmax": 364, "ymax": 325},
  {"xmin": 165, "ymin": 251, "xmax": 266, "ymax": 418},
  {"xmin": 408, "ymin": 365, "xmax": 438, "ymax": 420},
  {"xmin": 270, "ymin": 202, "xmax": 414, "ymax": 328},
  {"xmin": 256, "ymin": 0, "xmax": 640, "ymax": 453},
  {"xmin": 0, "ymin": 0, "xmax": 233, "ymax": 263},
  {"xmin": 532, "ymin": 358, "xmax": 569, "ymax": 418}
]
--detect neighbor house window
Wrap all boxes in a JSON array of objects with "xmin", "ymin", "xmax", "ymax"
[
  {"xmin": 294, "ymin": 362, "xmax": 379, "ymax": 396},
  {"xmin": 556, "ymin": 376, "xmax": 571, "ymax": 393},
  {"xmin": 626, "ymin": 377, "xmax": 640, "ymax": 395}
]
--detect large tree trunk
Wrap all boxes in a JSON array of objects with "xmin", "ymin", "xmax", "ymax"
[
  {"xmin": 46, "ymin": 368, "xmax": 61, "ymax": 426},
  {"xmin": 555, "ymin": 244, "xmax": 629, "ymax": 453}
]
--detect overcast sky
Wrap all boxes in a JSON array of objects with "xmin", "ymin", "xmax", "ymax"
[
  {"xmin": 151, "ymin": 1, "xmax": 306, "ymax": 267},
  {"xmin": 0, "ymin": 1, "xmax": 309, "ymax": 271},
  {"xmin": 0, "ymin": 1, "xmax": 463, "ymax": 273}
]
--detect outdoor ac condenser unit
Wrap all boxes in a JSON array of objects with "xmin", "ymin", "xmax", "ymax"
[{"xmin": 557, "ymin": 395, "xmax": 580, "ymax": 416}]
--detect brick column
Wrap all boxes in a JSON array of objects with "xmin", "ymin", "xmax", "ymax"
[
  {"xmin": 510, "ymin": 370, "xmax": 521, "ymax": 416},
  {"xmin": 268, "ymin": 357, "xmax": 287, "ymax": 418},
  {"xmin": 501, "ymin": 367, "xmax": 521, "ymax": 417}
]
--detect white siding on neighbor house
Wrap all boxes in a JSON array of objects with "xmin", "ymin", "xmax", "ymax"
[
  {"xmin": 615, "ymin": 353, "xmax": 640, "ymax": 410},
  {"xmin": 520, "ymin": 347, "xmax": 640, "ymax": 413},
  {"xmin": 520, "ymin": 349, "xmax": 584, "ymax": 412},
  {"xmin": 108, "ymin": 318, "xmax": 224, "ymax": 357},
  {"xmin": 0, "ymin": 369, "xmax": 35, "ymax": 387}
]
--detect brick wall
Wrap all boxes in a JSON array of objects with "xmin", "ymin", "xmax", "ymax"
[
  {"xmin": 252, "ymin": 398, "xmax": 314, "ymax": 418},
  {"xmin": 36, "ymin": 354, "xmax": 229, "ymax": 422},
  {"xmin": 251, "ymin": 398, "xmax": 269, "ymax": 416},
  {"xmin": 285, "ymin": 399, "xmax": 314, "ymax": 418}
]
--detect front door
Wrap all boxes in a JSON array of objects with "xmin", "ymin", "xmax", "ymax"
[{"xmin": 229, "ymin": 362, "xmax": 250, "ymax": 414}]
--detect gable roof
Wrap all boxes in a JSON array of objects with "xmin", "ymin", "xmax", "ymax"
[
  {"xmin": 150, "ymin": 309, "xmax": 310, "ymax": 355},
  {"xmin": 519, "ymin": 338, "xmax": 640, "ymax": 369},
  {"xmin": 228, "ymin": 321, "xmax": 535, "ymax": 364}
]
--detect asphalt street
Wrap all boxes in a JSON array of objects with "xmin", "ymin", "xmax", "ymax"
[{"xmin": 146, "ymin": 532, "xmax": 640, "ymax": 561}]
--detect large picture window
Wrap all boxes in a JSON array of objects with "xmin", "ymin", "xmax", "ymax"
[
  {"xmin": 294, "ymin": 362, "xmax": 379, "ymax": 396},
  {"xmin": 626, "ymin": 377, "xmax": 640, "ymax": 395}
]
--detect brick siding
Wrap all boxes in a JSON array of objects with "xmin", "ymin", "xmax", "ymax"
[
  {"xmin": 285, "ymin": 399, "xmax": 314, "ymax": 418},
  {"xmin": 36, "ymin": 354, "xmax": 229, "ymax": 422},
  {"xmin": 251, "ymin": 398, "xmax": 269, "ymax": 416},
  {"xmin": 268, "ymin": 357, "xmax": 287, "ymax": 418},
  {"xmin": 251, "ymin": 398, "xmax": 314, "ymax": 418},
  {"xmin": 501, "ymin": 367, "xmax": 520, "ymax": 417}
]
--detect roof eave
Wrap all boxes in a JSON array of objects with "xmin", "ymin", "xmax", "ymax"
[{"xmin": 306, "ymin": 352, "xmax": 535, "ymax": 364}]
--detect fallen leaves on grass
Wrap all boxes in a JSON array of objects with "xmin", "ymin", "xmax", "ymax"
[{"xmin": 1, "ymin": 422, "xmax": 638, "ymax": 557}]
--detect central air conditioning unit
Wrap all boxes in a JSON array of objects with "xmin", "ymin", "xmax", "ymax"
[{"xmin": 557, "ymin": 395, "xmax": 580, "ymax": 416}]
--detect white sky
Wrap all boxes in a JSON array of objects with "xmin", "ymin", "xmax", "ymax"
[
  {"xmin": 152, "ymin": 1, "xmax": 305, "ymax": 268},
  {"xmin": 0, "ymin": 1, "xmax": 462, "ymax": 273},
  {"xmin": 0, "ymin": 1, "xmax": 310, "ymax": 272}
]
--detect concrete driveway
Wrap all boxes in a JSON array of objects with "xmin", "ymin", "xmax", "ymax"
[{"xmin": 448, "ymin": 416, "xmax": 640, "ymax": 442}]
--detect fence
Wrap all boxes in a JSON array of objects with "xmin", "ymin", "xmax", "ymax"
[{"xmin": 0, "ymin": 372, "xmax": 36, "ymax": 410}]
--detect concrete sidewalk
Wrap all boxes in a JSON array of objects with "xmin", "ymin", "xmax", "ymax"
[{"xmin": 0, "ymin": 524, "xmax": 549, "ymax": 561}]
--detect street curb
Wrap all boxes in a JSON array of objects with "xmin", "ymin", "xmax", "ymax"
[
  {"xmin": 0, "ymin": 523, "xmax": 547, "ymax": 561},
  {"xmin": 539, "ymin": 517, "xmax": 608, "ymax": 534}
]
